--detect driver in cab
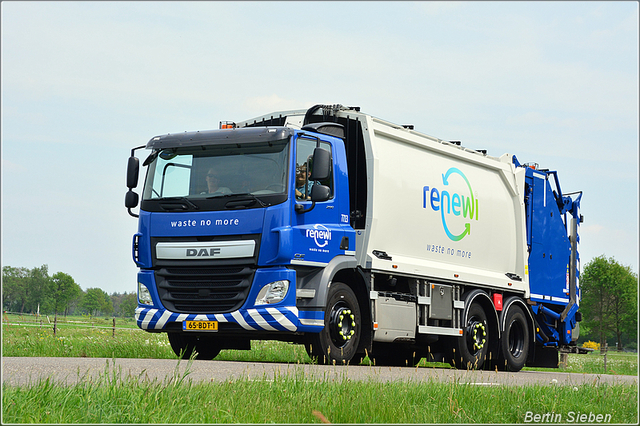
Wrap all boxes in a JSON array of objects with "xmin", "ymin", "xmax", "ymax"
[{"xmin": 204, "ymin": 168, "xmax": 232, "ymax": 195}]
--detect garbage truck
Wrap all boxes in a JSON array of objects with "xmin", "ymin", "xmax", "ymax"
[{"xmin": 125, "ymin": 104, "xmax": 583, "ymax": 371}]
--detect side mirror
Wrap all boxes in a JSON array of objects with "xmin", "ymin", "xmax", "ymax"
[
  {"xmin": 295, "ymin": 147, "xmax": 332, "ymax": 214},
  {"xmin": 125, "ymin": 190, "xmax": 139, "ymax": 209},
  {"xmin": 127, "ymin": 156, "xmax": 140, "ymax": 189},
  {"xmin": 310, "ymin": 147, "xmax": 331, "ymax": 181},
  {"xmin": 310, "ymin": 184, "xmax": 330, "ymax": 203},
  {"xmin": 295, "ymin": 184, "xmax": 331, "ymax": 214},
  {"xmin": 126, "ymin": 155, "xmax": 140, "ymax": 217}
]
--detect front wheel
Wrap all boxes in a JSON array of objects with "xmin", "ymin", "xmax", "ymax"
[{"xmin": 305, "ymin": 282, "xmax": 362, "ymax": 365}]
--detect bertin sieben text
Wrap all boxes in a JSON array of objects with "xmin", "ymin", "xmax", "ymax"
[{"xmin": 524, "ymin": 411, "xmax": 612, "ymax": 423}]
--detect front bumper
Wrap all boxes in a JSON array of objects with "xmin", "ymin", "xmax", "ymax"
[
  {"xmin": 136, "ymin": 264, "xmax": 325, "ymax": 334},
  {"xmin": 135, "ymin": 306, "xmax": 323, "ymax": 333}
]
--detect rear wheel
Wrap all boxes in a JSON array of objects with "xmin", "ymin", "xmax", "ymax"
[
  {"xmin": 168, "ymin": 333, "xmax": 221, "ymax": 360},
  {"xmin": 454, "ymin": 303, "xmax": 489, "ymax": 369},
  {"xmin": 500, "ymin": 305, "xmax": 530, "ymax": 372},
  {"xmin": 305, "ymin": 282, "xmax": 362, "ymax": 365}
]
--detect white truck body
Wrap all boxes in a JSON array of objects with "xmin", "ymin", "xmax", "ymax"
[{"xmin": 245, "ymin": 109, "xmax": 530, "ymax": 295}]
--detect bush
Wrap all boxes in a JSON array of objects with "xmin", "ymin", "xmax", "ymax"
[{"xmin": 582, "ymin": 340, "xmax": 600, "ymax": 351}]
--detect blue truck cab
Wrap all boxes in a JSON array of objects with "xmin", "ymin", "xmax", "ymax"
[{"xmin": 126, "ymin": 123, "xmax": 355, "ymax": 358}]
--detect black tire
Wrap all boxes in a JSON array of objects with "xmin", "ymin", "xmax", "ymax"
[
  {"xmin": 305, "ymin": 282, "xmax": 362, "ymax": 365},
  {"xmin": 500, "ymin": 305, "xmax": 530, "ymax": 372},
  {"xmin": 371, "ymin": 343, "xmax": 422, "ymax": 367},
  {"xmin": 454, "ymin": 303, "xmax": 490, "ymax": 369},
  {"xmin": 167, "ymin": 333, "xmax": 221, "ymax": 360}
]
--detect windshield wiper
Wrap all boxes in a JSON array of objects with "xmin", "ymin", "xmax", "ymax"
[
  {"xmin": 159, "ymin": 197, "xmax": 200, "ymax": 210},
  {"xmin": 207, "ymin": 192, "xmax": 268, "ymax": 208}
]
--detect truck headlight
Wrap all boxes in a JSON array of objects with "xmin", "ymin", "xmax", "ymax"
[
  {"xmin": 255, "ymin": 280, "xmax": 290, "ymax": 305},
  {"xmin": 138, "ymin": 282, "xmax": 153, "ymax": 306}
]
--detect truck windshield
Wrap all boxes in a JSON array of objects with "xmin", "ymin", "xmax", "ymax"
[{"xmin": 142, "ymin": 139, "xmax": 289, "ymax": 208}]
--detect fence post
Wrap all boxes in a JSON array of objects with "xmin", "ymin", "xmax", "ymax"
[
  {"xmin": 604, "ymin": 352, "xmax": 607, "ymax": 373},
  {"xmin": 113, "ymin": 318, "xmax": 116, "ymax": 337},
  {"xmin": 559, "ymin": 352, "xmax": 568, "ymax": 369},
  {"xmin": 53, "ymin": 314, "xmax": 57, "ymax": 337}
]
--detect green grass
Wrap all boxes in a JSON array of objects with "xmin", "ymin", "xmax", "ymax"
[
  {"xmin": 2, "ymin": 359, "xmax": 638, "ymax": 424},
  {"xmin": 2, "ymin": 322, "xmax": 174, "ymax": 359},
  {"xmin": 2, "ymin": 316, "xmax": 638, "ymax": 423},
  {"xmin": 553, "ymin": 350, "xmax": 638, "ymax": 376},
  {"xmin": 520, "ymin": 350, "xmax": 638, "ymax": 376}
]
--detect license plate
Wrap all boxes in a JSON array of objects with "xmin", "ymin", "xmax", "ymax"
[{"xmin": 183, "ymin": 320, "xmax": 218, "ymax": 332}]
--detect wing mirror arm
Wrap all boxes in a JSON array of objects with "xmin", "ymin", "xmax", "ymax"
[
  {"xmin": 125, "ymin": 145, "xmax": 146, "ymax": 218},
  {"xmin": 295, "ymin": 146, "xmax": 331, "ymax": 214},
  {"xmin": 294, "ymin": 184, "xmax": 331, "ymax": 214}
]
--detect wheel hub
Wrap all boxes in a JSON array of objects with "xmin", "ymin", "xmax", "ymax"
[
  {"xmin": 467, "ymin": 320, "xmax": 486, "ymax": 352},
  {"xmin": 329, "ymin": 305, "xmax": 356, "ymax": 346}
]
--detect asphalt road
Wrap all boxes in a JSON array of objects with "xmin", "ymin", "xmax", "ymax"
[{"xmin": 2, "ymin": 357, "xmax": 637, "ymax": 387}]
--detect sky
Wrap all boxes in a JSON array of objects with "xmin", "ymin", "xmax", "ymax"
[{"xmin": 2, "ymin": 1, "xmax": 638, "ymax": 295}]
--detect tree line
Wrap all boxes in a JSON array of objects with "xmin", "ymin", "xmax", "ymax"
[{"xmin": 2, "ymin": 265, "xmax": 136, "ymax": 318}]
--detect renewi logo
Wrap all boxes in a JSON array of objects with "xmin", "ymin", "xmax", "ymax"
[
  {"xmin": 423, "ymin": 167, "xmax": 478, "ymax": 242},
  {"xmin": 306, "ymin": 224, "xmax": 332, "ymax": 248}
]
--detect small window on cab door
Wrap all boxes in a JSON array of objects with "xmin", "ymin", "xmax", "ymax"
[{"xmin": 295, "ymin": 138, "xmax": 333, "ymax": 201}]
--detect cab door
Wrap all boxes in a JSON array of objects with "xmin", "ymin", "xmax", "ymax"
[{"xmin": 290, "ymin": 134, "xmax": 350, "ymax": 266}]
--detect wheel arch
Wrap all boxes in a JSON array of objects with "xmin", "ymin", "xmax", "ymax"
[
  {"xmin": 463, "ymin": 289, "xmax": 500, "ymax": 335},
  {"xmin": 310, "ymin": 255, "xmax": 359, "ymax": 306},
  {"xmin": 501, "ymin": 296, "xmax": 535, "ymax": 344},
  {"xmin": 501, "ymin": 296, "xmax": 536, "ymax": 364}
]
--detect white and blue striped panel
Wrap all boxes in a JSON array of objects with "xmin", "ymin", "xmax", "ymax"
[{"xmin": 135, "ymin": 306, "xmax": 300, "ymax": 332}]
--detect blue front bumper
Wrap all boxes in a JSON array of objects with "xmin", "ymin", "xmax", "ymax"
[{"xmin": 135, "ymin": 266, "xmax": 324, "ymax": 333}]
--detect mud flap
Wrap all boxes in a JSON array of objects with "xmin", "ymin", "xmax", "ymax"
[{"xmin": 527, "ymin": 345, "xmax": 559, "ymax": 368}]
